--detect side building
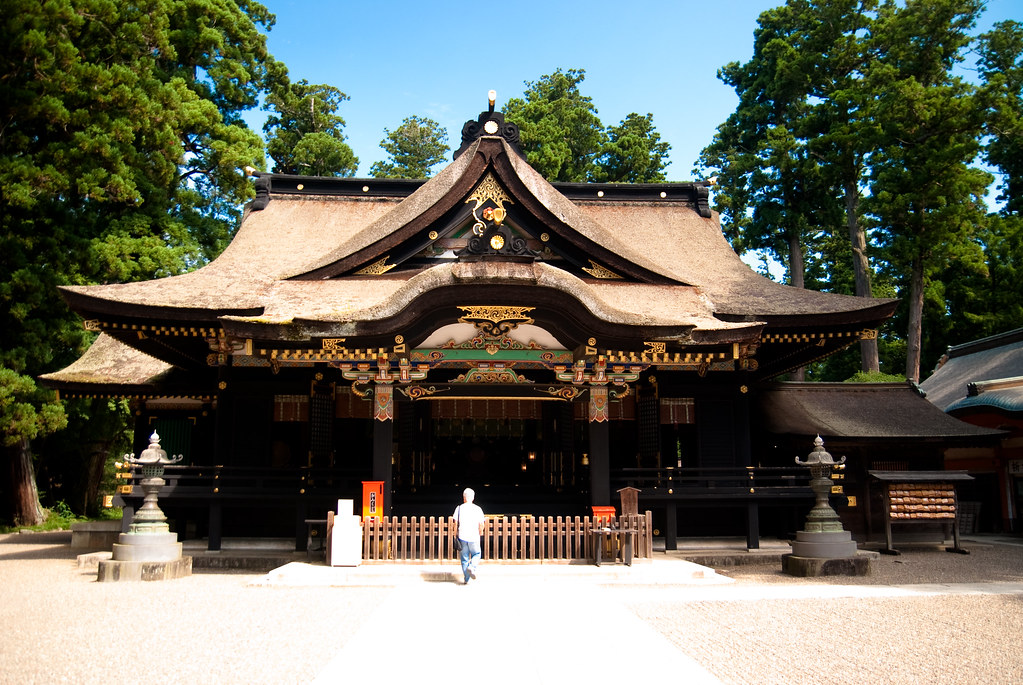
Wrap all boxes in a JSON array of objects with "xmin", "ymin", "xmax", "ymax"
[{"xmin": 920, "ymin": 328, "xmax": 1023, "ymax": 533}]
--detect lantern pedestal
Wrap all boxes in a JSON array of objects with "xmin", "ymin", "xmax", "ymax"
[
  {"xmin": 97, "ymin": 432, "xmax": 192, "ymax": 582},
  {"xmin": 783, "ymin": 436, "xmax": 872, "ymax": 577},
  {"xmin": 782, "ymin": 552, "xmax": 871, "ymax": 577}
]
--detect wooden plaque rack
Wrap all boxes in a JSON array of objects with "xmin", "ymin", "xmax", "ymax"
[{"xmin": 868, "ymin": 470, "xmax": 973, "ymax": 555}]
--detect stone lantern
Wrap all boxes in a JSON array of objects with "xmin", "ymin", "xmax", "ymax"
[
  {"xmin": 782, "ymin": 435, "xmax": 870, "ymax": 576},
  {"xmin": 97, "ymin": 432, "xmax": 192, "ymax": 582}
]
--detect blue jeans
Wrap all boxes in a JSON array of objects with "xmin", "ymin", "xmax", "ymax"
[{"xmin": 459, "ymin": 539, "xmax": 481, "ymax": 581}]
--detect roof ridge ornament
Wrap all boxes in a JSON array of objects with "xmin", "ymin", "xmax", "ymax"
[{"xmin": 453, "ymin": 90, "xmax": 524, "ymax": 160}]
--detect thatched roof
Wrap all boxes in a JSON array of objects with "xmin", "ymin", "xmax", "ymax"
[
  {"xmin": 61, "ymin": 137, "xmax": 893, "ymax": 333},
  {"xmin": 755, "ymin": 382, "xmax": 1003, "ymax": 441},
  {"xmin": 38, "ymin": 334, "xmax": 181, "ymax": 395}
]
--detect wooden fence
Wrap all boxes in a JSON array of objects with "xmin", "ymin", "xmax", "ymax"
[{"xmin": 354, "ymin": 513, "xmax": 653, "ymax": 563}]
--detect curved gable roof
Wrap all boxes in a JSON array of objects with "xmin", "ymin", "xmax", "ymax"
[{"xmin": 290, "ymin": 136, "xmax": 678, "ymax": 283}]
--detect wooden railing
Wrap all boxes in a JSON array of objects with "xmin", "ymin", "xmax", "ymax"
[
  {"xmin": 358, "ymin": 513, "xmax": 653, "ymax": 563},
  {"xmin": 611, "ymin": 466, "xmax": 813, "ymax": 499}
]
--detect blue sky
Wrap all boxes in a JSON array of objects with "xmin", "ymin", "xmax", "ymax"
[{"xmin": 247, "ymin": 0, "xmax": 1021, "ymax": 180}]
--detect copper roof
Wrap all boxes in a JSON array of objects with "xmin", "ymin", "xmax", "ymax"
[{"xmin": 920, "ymin": 328, "xmax": 1023, "ymax": 412}]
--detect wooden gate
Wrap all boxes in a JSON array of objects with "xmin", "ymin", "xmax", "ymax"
[{"xmin": 358, "ymin": 513, "xmax": 653, "ymax": 563}]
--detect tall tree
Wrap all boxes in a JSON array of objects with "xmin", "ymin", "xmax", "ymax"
[
  {"xmin": 592, "ymin": 113, "xmax": 671, "ymax": 183},
  {"xmin": 932, "ymin": 21, "xmax": 1023, "ymax": 350},
  {"xmin": 977, "ymin": 20, "xmax": 1023, "ymax": 216},
  {"xmin": 0, "ymin": 369, "xmax": 66, "ymax": 525},
  {"xmin": 866, "ymin": 0, "xmax": 990, "ymax": 382},
  {"xmin": 0, "ymin": 0, "xmax": 280, "ymax": 524},
  {"xmin": 699, "ymin": 1, "xmax": 863, "ymax": 293},
  {"xmin": 503, "ymin": 69, "xmax": 607, "ymax": 182},
  {"xmin": 369, "ymin": 116, "xmax": 450, "ymax": 179},
  {"xmin": 699, "ymin": 1, "xmax": 881, "ymax": 379},
  {"xmin": 263, "ymin": 80, "xmax": 358, "ymax": 176}
]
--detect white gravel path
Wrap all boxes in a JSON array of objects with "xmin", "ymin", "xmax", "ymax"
[{"xmin": 1, "ymin": 531, "xmax": 1020, "ymax": 685}]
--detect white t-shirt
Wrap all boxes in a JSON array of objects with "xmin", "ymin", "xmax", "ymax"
[{"xmin": 453, "ymin": 502, "xmax": 485, "ymax": 543}]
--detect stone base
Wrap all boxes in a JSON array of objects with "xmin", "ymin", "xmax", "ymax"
[
  {"xmin": 782, "ymin": 553, "xmax": 871, "ymax": 577},
  {"xmin": 789, "ymin": 530, "xmax": 859, "ymax": 558},
  {"xmin": 111, "ymin": 532, "xmax": 182, "ymax": 562},
  {"xmin": 97, "ymin": 556, "xmax": 192, "ymax": 582},
  {"xmin": 70, "ymin": 521, "xmax": 122, "ymax": 551}
]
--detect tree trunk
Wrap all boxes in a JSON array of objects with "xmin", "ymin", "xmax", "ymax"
[
  {"xmin": 905, "ymin": 255, "xmax": 925, "ymax": 383},
  {"xmin": 788, "ymin": 231, "xmax": 805, "ymax": 290},
  {"xmin": 4, "ymin": 438, "xmax": 45, "ymax": 526},
  {"xmin": 84, "ymin": 442, "xmax": 110, "ymax": 517},
  {"xmin": 846, "ymin": 179, "xmax": 880, "ymax": 373},
  {"xmin": 788, "ymin": 231, "xmax": 806, "ymax": 381}
]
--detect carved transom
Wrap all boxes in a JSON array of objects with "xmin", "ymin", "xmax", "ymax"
[{"xmin": 457, "ymin": 305, "xmax": 535, "ymax": 338}]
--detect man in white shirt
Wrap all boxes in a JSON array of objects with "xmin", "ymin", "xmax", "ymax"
[{"xmin": 453, "ymin": 488, "xmax": 485, "ymax": 583}]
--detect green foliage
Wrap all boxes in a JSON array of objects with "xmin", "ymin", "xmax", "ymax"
[
  {"xmin": 504, "ymin": 69, "xmax": 607, "ymax": 182},
  {"xmin": 0, "ymin": 501, "xmax": 86, "ymax": 533},
  {"xmin": 977, "ymin": 20, "xmax": 1023, "ymax": 216},
  {"xmin": 37, "ymin": 397, "xmax": 132, "ymax": 516},
  {"xmin": 2, "ymin": 0, "xmax": 279, "ymax": 379},
  {"xmin": 0, "ymin": 368, "xmax": 67, "ymax": 447},
  {"xmin": 264, "ymin": 80, "xmax": 358, "ymax": 176},
  {"xmin": 702, "ymin": 0, "xmax": 1004, "ymax": 380},
  {"xmin": 1, "ymin": 0, "xmax": 281, "ymax": 522},
  {"xmin": 592, "ymin": 113, "xmax": 671, "ymax": 183},
  {"xmin": 503, "ymin": 69, "xmax": 672, "ymax": 183},
  {"xmin": 370, "ymin": 116, "xmax": 450, "ymax": 179},
  {"xmin": 866, "ymin": 0, "xmax": 990, "ymax": 380},
  {"xmin": 843, "ymin": 370, "xmax": 907, "ymax": 383},
  {"xmin": 699, "ymin": 0, "xmax": 875, "ymax": 283}
]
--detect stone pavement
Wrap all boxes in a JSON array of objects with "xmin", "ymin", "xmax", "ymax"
[{"xmin": 2, "ymin": 531, "xmax": 1021, "ymax": 684}]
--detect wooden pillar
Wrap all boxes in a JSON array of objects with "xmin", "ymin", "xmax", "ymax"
[
  {"xmin": 212, "ymin": 364, "xmax": 234, "ymax": 466},
  {"xmin": 588, "ymin": 422, "xmax": 610, "ymax": 506},
  {"xmin": 747, "ymin": 502, "xmax": 760, "ymax": 550},
  {"xmin": 665, "ymin": 501, "xmax": 678, "ymax": 551},
  {"xmin": 372, "ymin": 384, "xmax": 394, "ymax": 515},
  {"xmin": 588, "ymin": 386, "xmax": 611, "ymax": 506},
  {"xmin": 208, "ymin": 502, "xmax": 222, "ymax": 551},
  {"xmin": 209, "ymin": 363, "xmax": 232, "ymax": 552},
  {"xmin": 295, "ymin": 500, "xmax": 308, "ymax": 552}
]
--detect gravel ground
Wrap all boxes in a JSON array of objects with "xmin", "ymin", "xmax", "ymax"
[
  {"xmin": 622, "ymin": 540, "xmax": 1023, "ymax": 685},
  {"xmin": 1, "ymin": 531, "xmax": 1020, "ymax": 685},
  {"xmin": 717, "ymin": 539, "xmax": 1023, "ymax": 586},
  {"xmin": 0, "ymin": 532, "xmax": 390, "ymax": 685}
]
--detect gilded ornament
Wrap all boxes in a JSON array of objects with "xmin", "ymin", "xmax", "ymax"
[
  {"xmin": 581, "ymin": 260, "xmax": 623, "ymax": 280},
  {"xmin": 465, "ymin": 173, "xmax": 512, "ymax": 215},
  {"xmin": 541, "ymin": 386, "xmax": 585, "ymax": 401},
  {"xmin": 355, "ymin": 256, "xmax": 396, "ymax": 275}
]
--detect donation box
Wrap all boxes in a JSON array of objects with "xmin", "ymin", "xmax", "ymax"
[{"xmin": 362, "ymin": 481, "xmax": 384, "ymax": 520}]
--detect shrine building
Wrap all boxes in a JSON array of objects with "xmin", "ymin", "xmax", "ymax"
[{"xmin": 43, "ymin": 100, "xmax": 903, "ymax": 549}]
